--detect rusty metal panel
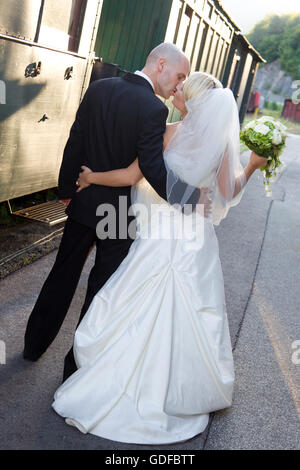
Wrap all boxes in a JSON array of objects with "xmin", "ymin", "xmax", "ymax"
[{"xmin": 0, "ymin": 38, "xmax": 88, "ymax": 202}]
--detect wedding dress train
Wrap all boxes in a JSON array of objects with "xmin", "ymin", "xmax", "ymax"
[{"xmin": 52, "ymin": 177, "xmax": 235, "ymax": 444}]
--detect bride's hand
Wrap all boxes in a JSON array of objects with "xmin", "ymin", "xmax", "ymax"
[
  {"xmin": 76, "ymin": 166, "xmax": 92, "ymax": 192},
  {"xmin": 197, "ymin": 188, "xmax": 213, "ymax": 218},
  {"xmin": 249, "ymin": 151, "xmax": 268, "ymax": 170}
]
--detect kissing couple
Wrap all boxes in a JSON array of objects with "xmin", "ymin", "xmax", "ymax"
[{"xmin": 24, "ymin": 42, "xmax": 266, "ymax": 445}]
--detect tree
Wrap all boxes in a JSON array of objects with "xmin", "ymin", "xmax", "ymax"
[{"xmin": 279, "ymin": 23, "xmax": 300, "ymax": 79}]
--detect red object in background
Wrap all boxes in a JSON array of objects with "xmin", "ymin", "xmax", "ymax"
[
  {"xmin": 282, "ymin": 99, "xmax": 300, "ymax": 122},
  {"xmin": 247, "ymin": 90, "xmax": 261, "ymax": 112},
  {"xmin": 60, "ymin": 199, "xmax": 72, "ymax": 208}
]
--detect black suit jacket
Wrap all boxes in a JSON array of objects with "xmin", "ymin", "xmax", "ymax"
[{"xmin": 58, "ymin": 72, "xmax": 199, "ymax": 229}]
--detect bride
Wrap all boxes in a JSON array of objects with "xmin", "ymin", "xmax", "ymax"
[{"xmin": 52, "ymin": 72, "xmax": 266, "ymax": 444}]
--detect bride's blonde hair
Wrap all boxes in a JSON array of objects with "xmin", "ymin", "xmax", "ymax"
[{"xmin": 183, "ymin": 71, "xmax": 223, "ymax": 101}]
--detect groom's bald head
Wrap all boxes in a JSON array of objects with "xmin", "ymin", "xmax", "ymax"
[
  {"xmin": 142, "ymin": 43, "xmax": 190, "ymax": 99},
  {"xmin": 146, "ymin": 43, "xmax": 188, "ymax": 67}
]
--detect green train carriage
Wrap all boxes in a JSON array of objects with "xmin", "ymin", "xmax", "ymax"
[
  {"xmin": 0, "ymin": 0, "xmax": 264, "ymax": 225},
  {"xmin": 94, "ymin": 0, "xmax": 264, "ymax": 123}
]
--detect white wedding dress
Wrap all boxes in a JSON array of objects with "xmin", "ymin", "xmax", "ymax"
[
  {"xmin": 52, "ymin": 88, "xmax": 245, "ymax": 445},
  {"xmin": 52, "ymin": 178, "xmax": 235, "ymax": 445}
]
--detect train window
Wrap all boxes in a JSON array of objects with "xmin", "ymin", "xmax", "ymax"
[
  {"xmin": 218, "ymin": 19, "xmax": 225, "ymax": 34},
  {"xmin": 193, "ymin": 0, "xmax": 205, "ymax": 11},
  {"xmin": 190, "ymin": 18, "xmax": 204, "ymax": 71},
  {"xmin": 185, "ymin": 14, "xmax": 200, "ymax": 63},
  {"xmin": 166, "ymin": 0, "xmax": 184, "ymax": 44},
  {"xmin": 214, "ymin": 37, "xmax": 224, "ymax": 77},
  {"xmin": 203, "ymin": 1, "xmax": 213, "ymax": 19},
  {"xmin": 206, "ymin": 32, "xmax": 218, "ymax": 74},
  {"xmin": 229, "ymin": 56, "xmax": 241, "ymax": 91},
  {"xmin": 185, "ymin": 5, "xmax": 193, "ymax": 18},
  {"xmin": 216, "ymin": 15, "xmax": 224, "ymax": 30},
  {"xmin": 38, "ymin": 0, "xmax": 87, "ymax": 52},
  {"xmin": 175, "ymin": 4, "xmax": 193, "ymax": 51},
  {"xmin": 0, "ymin": 0, "xmax": 41, "ymax": 41},
  {"xmin": 217, "ymin": 42, "xmax": 228, "ymax": 79},
  {"xmin": 224, "ymin": 24, "xmax": 232, "ymax": 41},
  {"xmin": 211, "ymin": 34, "xmax": 222, "ymax": 76},
  {"xmin": 194, "ymin": 21, "xmax": 208, "ymax": 71},
  {"xmin": 211, "ymin": 11, "xmax": 217, "ymax": 25},
  {"xmin": 198, "ymin": 24, "xmax": 212, "ymax": 71}
]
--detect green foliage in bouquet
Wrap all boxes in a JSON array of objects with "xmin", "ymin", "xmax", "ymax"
[
  {"xmin": 240, "ymin": 116, "xmax": 287, "ymax": 196},
  {"xmin": 240, "ymin": 119, "xmax": 286, "ymax": 159}
]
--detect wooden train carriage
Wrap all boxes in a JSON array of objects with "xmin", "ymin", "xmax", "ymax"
[
  {"xmin": 0, "ymin": 0, "xmax": 264, "ymax": 225},
  {"xmin": 94, "ymin": 0, "xmax": 172, "ymax": 72},
  {"xmin": 0, "ymin": 0, "xmax": 102, "ymax": 206}
]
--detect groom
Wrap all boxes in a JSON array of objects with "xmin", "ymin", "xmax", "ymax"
[{"xmin": 23, "ymin": 42, "xmax": 210, "ymax": 381}]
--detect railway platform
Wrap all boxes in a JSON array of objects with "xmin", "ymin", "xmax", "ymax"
[{"xmin": 0, "ymin": 135, "xmax": 299, "ymax": 450}]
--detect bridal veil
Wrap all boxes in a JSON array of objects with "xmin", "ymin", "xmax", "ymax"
[{"xmin": 165, "ymin": 87, "xmax": 247, "ymax": 225}]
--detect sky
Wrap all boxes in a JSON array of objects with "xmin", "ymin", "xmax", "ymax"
[{"xmin": 220, "ymin": 0, "xmax": 300, "ymax": 33}]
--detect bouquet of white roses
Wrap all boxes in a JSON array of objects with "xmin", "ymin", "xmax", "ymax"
[{"xmin": 240, "ymin": 116, "xmax": 287, "ymax": 197}]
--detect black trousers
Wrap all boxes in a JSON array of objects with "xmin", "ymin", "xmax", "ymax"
[{"xmin": 23, "ymin": 217, "xmax": 133, "ymax": 381}]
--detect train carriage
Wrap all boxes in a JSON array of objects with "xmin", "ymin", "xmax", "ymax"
[
  {"xmin": 94, "ymin": 0, "xmax": 264, "ymax": 123},
  {"xmin": 0, "ymin": 0, "xmax": 264, "ymax": 225},
  {"xmin": 0, "ymin": 0, "xmax": 102, "ymax": 223}
]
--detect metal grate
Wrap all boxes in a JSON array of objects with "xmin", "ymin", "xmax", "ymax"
[{"xmin": 12, "ymin": 200, "xmax": 68, "ymax": 226}]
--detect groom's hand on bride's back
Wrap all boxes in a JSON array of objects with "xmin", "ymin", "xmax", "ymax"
[{"xmin": 197, "ymin": 188, "xmax": 213, "ymax": 218}]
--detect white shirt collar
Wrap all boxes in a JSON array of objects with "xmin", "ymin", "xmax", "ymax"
[{"xmin": 134, "ymin": 71, "xmax": 155, "ymax": 91}]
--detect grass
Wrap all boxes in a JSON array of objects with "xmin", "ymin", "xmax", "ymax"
[{"xmin": 243, "ymin": 109, "xmax": 300, "ymax": 135}]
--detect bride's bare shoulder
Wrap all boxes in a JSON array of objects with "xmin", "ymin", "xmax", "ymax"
[
  {"xmin": 166, "ymin": 121, "xmax": 181, "ymax": 129},
  {"xmin": 164, "ymin": 122, "xmax": 181, "ymax": 149}
]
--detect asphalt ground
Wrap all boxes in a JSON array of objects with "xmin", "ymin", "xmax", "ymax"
[{"xmin": 0, "ymin": 135, "xmax": 299, "ymax": 450}]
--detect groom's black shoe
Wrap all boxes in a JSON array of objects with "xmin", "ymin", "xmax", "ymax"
[{"xmin": 23, "ymin": 349, "xmax": 42, "ymax": 361}]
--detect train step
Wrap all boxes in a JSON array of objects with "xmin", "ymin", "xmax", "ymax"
[{"xmin": 11, "ymin": 201, "xmax": 67, "ymax": 226}]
